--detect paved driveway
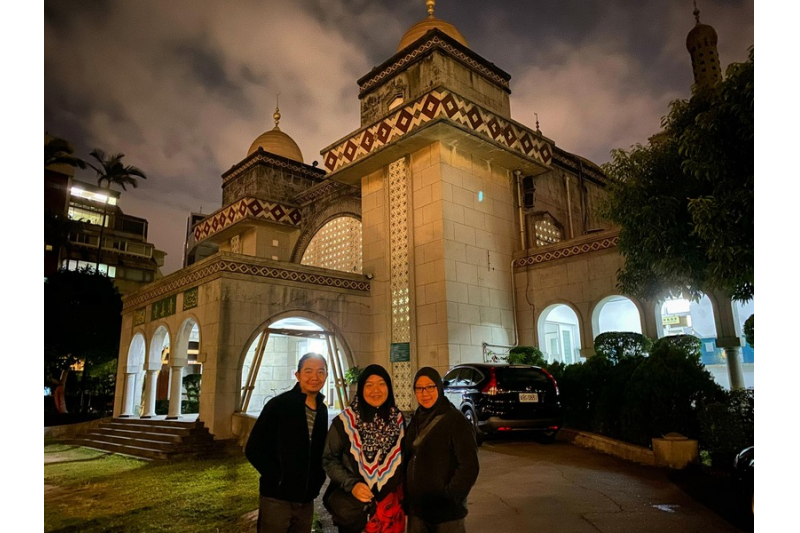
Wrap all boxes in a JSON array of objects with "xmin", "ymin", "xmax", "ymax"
[{"xmin": 465, "ymin": 437, "xmax": 750, "ymax": 533}]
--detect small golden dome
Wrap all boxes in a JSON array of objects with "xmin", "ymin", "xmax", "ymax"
[
  {"xmin": 247, "ymin": 107, "xmax": 304, "ymax": 162},
  {"xmin": 686, "ymin": 5, "xmax": 718, "ymax": 51},
  {"xmin": 397, "ymin": 0, "xmax": 468, "ymax": 52}
]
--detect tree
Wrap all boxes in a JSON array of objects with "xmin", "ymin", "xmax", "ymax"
[
  {"xmin": 506, "ymin": 346, "xmax": 546, "ymax": 366},
  {"xmin": 45, "ymin": 268, "xmax": 123, "ymax": 413},
  {"xmin": 45, "ymin": 136, "xmax": 86, "ymax": 170},
  {"xmin": 86, "ymin": 149, "xmax": 147, "ymax": 269},
  {"xmin": 599, "ymin": 48, "xmax": 753, "ymax": 302}
]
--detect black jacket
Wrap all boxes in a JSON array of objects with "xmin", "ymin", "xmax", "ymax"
[
  {"xmin": 245, "ymin": 384, "xmax": 328, "ymax": 503},
  {"xmin": 403, "ymin": 401, "xmax": 480, "ymax": 524}
]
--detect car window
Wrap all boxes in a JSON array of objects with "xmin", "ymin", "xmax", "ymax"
[
  {"xmin": 460, "ymin": 368, "xmax": 480, "ymax": 387},
  {"xmin": 442, "ymin": 368, "xmax": 461, "ymax": 385},
  {"xmin": 495, "ymin": 367, "xmax": 550, "ymax": 389}
]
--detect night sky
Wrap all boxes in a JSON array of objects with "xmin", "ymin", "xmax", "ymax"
[{"xmin": 43, "ymin": 0, "xmax": 754, "ymax": 275}]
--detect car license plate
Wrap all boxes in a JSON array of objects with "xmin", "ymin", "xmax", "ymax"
[{"xmin": 519, "ymin": 393, "xmax": 539, "ymax": 403}]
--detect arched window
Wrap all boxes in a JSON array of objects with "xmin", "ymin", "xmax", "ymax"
[
  {"xmin": 538, "ymin": 304, "xmax": 581, "ymax": 364},
  {"xmin": 593, "ymin": 295, "xmax": 641, "ymax": 338},
  {"xmin": 301, "ymin": 216, "xmax": 362, "ymax": 274}
]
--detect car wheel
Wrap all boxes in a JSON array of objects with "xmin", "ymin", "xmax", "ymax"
[
  {"xmin": 537, "ymin": 428, "xmax": 558, "ymax": 444},
  {"xmin": 463, "ymin": 408, "xmax": 484, "ymax": 446}
]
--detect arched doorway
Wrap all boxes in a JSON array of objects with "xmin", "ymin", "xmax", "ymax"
[
  {"xmin": 538, "ymin": 304, "xmax": 582, "ymax": 364},
  {"xmin": 239, "ymin": 315, "xmax": 354, "ymax": 414},
  {"xmin": 592, "ymin": 295, "xmax": 642, "ymax": 338},
  {"xmin": 732, "ymin": 298, "xmax": 754, "ymax": 389},
  {"xmin": 120, "ymin": 332, "xmax": 146, "ymax": 417},
  {"xmin": 142, "ymin": 325, "xmax": 170, "ymax": 418}
]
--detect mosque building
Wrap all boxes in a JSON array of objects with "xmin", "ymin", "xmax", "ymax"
[{"xmin": 110, "ymin": 1, "xmax": 751, "ymax": 444}]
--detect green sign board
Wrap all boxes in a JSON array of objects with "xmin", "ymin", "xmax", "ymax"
[
  {"xmin": 152, "ymin": 294, "xmax": 177, "ymax": 320},
  {"xmin": 183, "ymin": 287, "xmax": 198, "ymax": 310},
  {"xmin": 390, "ymin": 342, "xmax": 410, "ymax": 363}
]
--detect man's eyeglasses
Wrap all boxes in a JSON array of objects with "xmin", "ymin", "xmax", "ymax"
[{"xmin": 414, "ymin": 385, "xmax": 437, "ymax": 394}]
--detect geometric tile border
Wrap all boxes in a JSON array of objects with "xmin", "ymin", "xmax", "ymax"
[
  {"xmin": 359, "ymin": 34, "xmax": 510, "ymax": 96},
  {"xmin": 322, "ymin": 88, "xmax": 553, "ymax": 174},
  {"xmin": 123, "ymin": 257, "xmax": 370, "ymax": 310},
  {"xmin": 192, "ymin": 197, "xmax": 302, "ymax": 241},
  {"xmin": 222, "ymin": 151, "xmax": 325, "ymax": 184},
  {"xmin": 513, "ymin": 235, "xmax": 619, "ymax": 268}
]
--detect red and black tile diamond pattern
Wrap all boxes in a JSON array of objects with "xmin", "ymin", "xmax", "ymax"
[
  {"xmin": 322, "ymin": 89, "xmax": 552, "ymax": 173},
  {"xmin": 193, "ymin": 198, "xmax": 302, "ymax": 241}
]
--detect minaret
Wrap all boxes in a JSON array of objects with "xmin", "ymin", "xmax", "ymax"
[{"xmin": 686, "ymin": 1, "xmax": 722, "ymax": 90}]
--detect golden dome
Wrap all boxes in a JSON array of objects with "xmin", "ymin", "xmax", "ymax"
[
  {"xmin": 686, "ymin": 4, "xmax": 718, "ymax": 51},
  {"xmin": 397, "ymin": 0, "xmax": 468, "ymax": 52},
  {"xmin": 247, "ymin": 108, "xmax": 304, "ymax": 163}
]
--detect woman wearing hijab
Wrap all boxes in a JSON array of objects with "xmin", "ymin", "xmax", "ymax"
[
  {"xmin": 404, "ymin": 367, "xmax": 480, "ymax": 533},
  {"xmin": 323, "ymin": 364, "xmax": 405, "ymax": 533}
]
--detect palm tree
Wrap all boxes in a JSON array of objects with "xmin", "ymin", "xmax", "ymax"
[
  {"xmin": 45, "ymin": 136, "xmax": 86, "ymax": 170},
  {"xmin": 86, "ymin": 149, "xmax": 147, "ymax": 270}
]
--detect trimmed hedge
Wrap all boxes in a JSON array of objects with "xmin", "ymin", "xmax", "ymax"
[{"xmin": 548, "ymin": 332, "xmax": 749, "ymax": 469}]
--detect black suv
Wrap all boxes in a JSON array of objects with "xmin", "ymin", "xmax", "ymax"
[{"xmin": 442, "ymin": 363, "xmax": 562, "ymax": 444}]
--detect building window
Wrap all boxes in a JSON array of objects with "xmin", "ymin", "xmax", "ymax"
[
  {"xmin": 68, "ymin": 206, "xmax": 106, "ymax": 226},
  {"xmin": 61, "ymin": 259, "xmax": 116, "ymax": 278},
  {"xmin": 528, "ymin": 212, "xmax": 563, "ymax": 247},
  {"xmin": 301, "ymin": 216, "xmax": 362, "ymax": 274}
]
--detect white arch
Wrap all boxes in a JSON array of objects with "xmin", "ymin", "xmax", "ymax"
[
  {"xmin": 591, "ymin": 295, "xmax": 643, "ymax": 339},
  {"xmin": 120, "ymin": 332, "xmax": 147, "ymax": 417},
  {"xmin": 239, "ymin": 310, "xmax": 355, "ymax": 413},
  {"xmin": 537, "ymin": 303, "xmax": 583, "ymax": 365},
  {"xmin": 141, "ymin": 324, "xmax": 171, "ymax": 418}
]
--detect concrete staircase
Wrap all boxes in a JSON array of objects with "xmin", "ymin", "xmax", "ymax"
[{"xmin": 67, "ymin": 417, "xmax": 222, "ymax": 460}]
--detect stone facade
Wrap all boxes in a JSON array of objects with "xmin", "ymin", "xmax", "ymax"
[{"xmin": 113, "ymin": 11, "xmax": 749, "ymax": 443}]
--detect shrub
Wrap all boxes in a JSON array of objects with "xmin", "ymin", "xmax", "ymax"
[
  {"xmin": 507, "ymin": 346, "xmax": 546, "ymax": 366},
  {"xmin": 183, "ymin": 373, "xmax": 202, "ymax": 401},
  {"xmin": 621, "ymin": 335, "xmax": 724, "ymax": 446},
  {"xmin": 344, "ymin": 366, "xmax": 362, "ymax": 385},
  {"xmin": 744, "ymin": 314, "xmax": 754, "ymax": 347},
  {"xmin": 698, "ymin": 388, "xmax": 754, "ymax": 470},
  {"xmin": 593, "ymin": 332, "xmax": 653, "ymax": 363}
]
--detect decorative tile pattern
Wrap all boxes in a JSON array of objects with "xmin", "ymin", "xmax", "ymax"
[
  {"xmin": 551, "ymin": 148, "xmax": 608, "ymax": 186},
  {"xmin": 192, "ymin": 197, "xmax": 302, "ymax": 241},
  {"xmin": 393, "ymin": 361, "xmax": 412, "ymax": 411},
  {"xmin": 359, "ymin": 35, "xmax": 510, "ymax": 96},
  {"xmin": 513, "ymin": 235, "xmax": 619, "ymax": 268},
  {"xmin": 389, "ymin": 159, "xmax": 413, "ymax": 411},
  {"xmin": 222, "ymin": 151, "xmax": 325, "ymax": 184},
  {"xmin": 183, "ymin": 287, "xmax": 198, "ymax": 310},
  {"xmin": 123, "ymin": 257, "xmax": 370, "ymax": 310},
  {"xmin": 323, "ymin": 89, "xmax": 552, "ymax": 174},
  {"xmin": 301, "ymin": 216, "xmax": 363, "ymax": 274}
]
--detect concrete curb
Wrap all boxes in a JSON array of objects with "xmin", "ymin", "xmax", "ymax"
[
  {"xmin": 44, "ymin": 417, "xmax": 111, "ymax": 439},
  {"xmin": 558, "ymin": 427, "xmax": 656, "ymax": 466}
]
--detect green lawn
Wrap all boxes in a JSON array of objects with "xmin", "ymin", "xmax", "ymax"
[{"xmin": 44, "ymin": 440, "xmax": 260, "ymax": 532}]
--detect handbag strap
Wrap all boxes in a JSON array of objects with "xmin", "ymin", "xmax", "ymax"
[{"xmin": 411, "ymin": 414, "xmax": 444, "ymax": 454}]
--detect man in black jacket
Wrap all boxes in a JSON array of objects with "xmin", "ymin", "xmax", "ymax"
[{"xmin": 245, "ymin": 352, "xmax": 329, "ymax": 533}]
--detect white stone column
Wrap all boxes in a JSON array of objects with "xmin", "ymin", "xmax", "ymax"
[
  {"xmin": 166, "ymin": 365, "xmax": 185, "ymax": 419},
  {"xmin": 723, "ymin": 346, "xmax": 745, "ymax": 390},
  {"xmin": 140, "ymin": 369, "xmax": 160, "ymax": 418},
  {"xmin": 119, "ymin": 373, "xmax": 138, "ymax": 417}
]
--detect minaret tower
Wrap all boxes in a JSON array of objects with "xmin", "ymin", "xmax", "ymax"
[{"xmin": 686, "ymin": 1, "xmax": 722, "ymax": 90}]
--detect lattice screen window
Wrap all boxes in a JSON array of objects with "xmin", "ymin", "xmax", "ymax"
[
  {"xmin": 301, "ymin": 216, "xmax": 363, "ymax": 274},
  {"xmin": 532, "ymin": 212, "xmax": 563, "ymax": 247}
]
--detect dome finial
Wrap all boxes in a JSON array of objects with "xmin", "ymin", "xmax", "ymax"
[
  {"xmin": 426, "ymin": 0, "xmax": 436, "ymax": 18},
  {"xmin": 273, "ymin": 93, "xmax": 281, "ymax": 130},
  {"xmin": 693, "ymin": 1, "xmax": 700, "ymax": 24}
]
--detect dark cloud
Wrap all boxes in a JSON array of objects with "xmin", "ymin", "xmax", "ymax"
[{"xmin": 44, "ymin": 0, "xmax": 753, "ymax": 275}]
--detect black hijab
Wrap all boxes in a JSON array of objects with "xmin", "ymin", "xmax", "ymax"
[
  {"xmin": 355, "ymin": 363, "xmax": 397, "ymax": 422},
  {"xmin": 411, "ymin": 367, "xmax": 448, "ymax": 432},
  {"xmin": 344, "ymin": 364, "xmax": 404, "ymax": 481}
]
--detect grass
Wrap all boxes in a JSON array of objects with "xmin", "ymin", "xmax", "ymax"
[{"xmin": 44, "ymin": 440, "xmax": 260, "ymax": 532}]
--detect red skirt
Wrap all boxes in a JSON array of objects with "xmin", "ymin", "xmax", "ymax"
[{"xmin": 364, "ymin": 486, "xmax": 405, "ymax": 533}]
